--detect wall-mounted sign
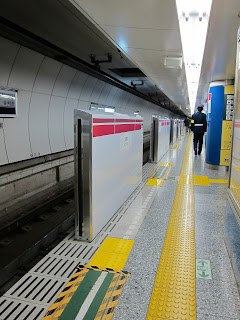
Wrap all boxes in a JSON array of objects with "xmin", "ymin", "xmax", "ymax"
[
  {"xmin": 224, "ymin": 85, "xmax": 234, "ymax": 121},
  {"xmin": 0, "ymin": 90, "xmax": 17, "ymax": 117}
]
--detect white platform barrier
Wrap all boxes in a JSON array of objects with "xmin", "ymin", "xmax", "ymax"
[
  {"xmin": 150, "ymin": 117, "xmax": 170, "ymax": 163},
  {"xmin": 74, "ymin": 110, "xmax": 143, "ymax": 241}
]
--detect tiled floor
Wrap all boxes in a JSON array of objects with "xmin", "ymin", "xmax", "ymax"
[
  {"xmin": 1, "ymin": 134, "xmax": 239, "ymax": 320},
  {"xmin": 113, "ymin": 135, "xmax": 240, "ymax": 320}
]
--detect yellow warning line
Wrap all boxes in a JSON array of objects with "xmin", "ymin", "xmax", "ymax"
[
  {"xmin": 146, "ymin": 135, "xmax": 196, "ymax": 320},
  {"xmin": 209, "ymin": 179, "xmax": 228, "ymax": 184}
]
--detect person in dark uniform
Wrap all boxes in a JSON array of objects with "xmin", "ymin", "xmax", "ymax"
[
  {"xmin": 191, "ymin": 104, "xmax": 207, "ymax": 155},
  {"xmin": 184, "ymin": 118, "xmax": 191, "ymax": 133}
]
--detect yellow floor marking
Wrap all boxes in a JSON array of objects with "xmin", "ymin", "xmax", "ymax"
[
  {"xmin": 209, "ymin": 179, "xmax": 228, "ymax": 184},
  {"xmin": 146, "ymin": 178, "xmax": 164, "ymax": 186},
  {"xmin": 179, "ymin": 175, "xmax": 211, "ymax": 186},
  {"xmin": 88, "ymin": 237, "xmax": 134, "ymax": 270},
  {"xmin": 194, "ymin": 175, "xmax": 211, "ymax": 186},
  {"xmin": 89, "ymin": 251, "xmax": 128, "ymax": 270},
  {"xmin": 146, "ymin": 135, "xmax": 196, "ymax": 320},
  {"xmin": 98, "ymin": 237, "xmax": 134, "ymax": 255},
  {"xmin": 160, "ymin": 163, "xmax": 172, "ymax": 167},
  {"xmin": 179, "ymin": 174, "xmax": 194, "ymax": 185}
]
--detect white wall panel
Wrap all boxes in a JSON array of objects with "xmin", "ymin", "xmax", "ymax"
[
  {"xmin": 90, "ymin": 79, "xmax": 105, "ymax": 103},
  {"xmin": 114, "ymin": 89, "xmax": 124, "ymax": 108},
  {"xmin": 8, "ymin": 47, "xmax": 44, "ymax": 91},
  {"xmin": 29, "ymin": 93, "xmax": 51, "ymax": 156},
  {"xmin": 0, "ymin": 37, "xmax": 20, "ymax": 87},
  {"xmin": 4, "ymin": 90, "xmax": 31, "ymax": 163},
  {"xmin": 67, "ymin": 71, "xmax": 89, "ymax": 100},
  {"xmin": 80, "ymin": 76, "xmax": 98, "ymax": 101},
  {"xmin": 48, "ymin": 96, "xmax": 66, "ymax": 153},
  {"xmin": 77, "ymin": 100, "xmax": 90, "ymax": 110},
  {"xmin": 119, "ymin": 91, "xmax": 128, "ymax": 108},
  {"xmin": 98, "ymin": 83, "xmax": 112, "ymax": 105},
  {"xmin": 105, "ymin": 86, "xmax": 118, "ymax": 106},
  {"xmin": 64, "ymin": 98, "xmax": 78, "ymax": 149},
  {"xmin": 52, "ymin": 65, "xmax": 76, "ymax": 98},
  {"xmin": 121, "ymin": 93, "xmax": 131, "ymax": 109},
  {"xmin": 111, "ymin": 88, "xmax": 122, "ymax": 107},
  {"xmin": 0, "ymin": 118, "xmax": 8, "ymax": 165},
  {"xmin": 120, "ymin": 91, "xmax": 130, "ymax": 109},
  {"xmin": 33, "ymin": 57, "xmax": 62, "ymax": 95}
]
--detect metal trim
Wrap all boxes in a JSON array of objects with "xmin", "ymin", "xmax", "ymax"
[
  {"xmin": 228, "ymin": 25, "xmax": 240, "ymax": 190},
  {"xmin": 74, "ymin": 110, "xmax": 92, "ymax": 241},
  {"xmin": 227, "ymin": 189, "xmax": 240, "ymax": 227},
  {"xmin": 153, "ymin": 118, "xmax": 159, "ymax": 162}
]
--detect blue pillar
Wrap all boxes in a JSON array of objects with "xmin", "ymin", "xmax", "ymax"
[{"xmin": 205, "ymin": 82, "xmax": 225, "ymax": 165}]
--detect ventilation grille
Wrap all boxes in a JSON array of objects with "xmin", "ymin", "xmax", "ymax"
[
  {"xmin": 0, "ymin": 298, "xmax": 45, "ymax": 320},
  {"xmin": 0, "ymin": 162, "xmax": 157, "ymax": 320}
]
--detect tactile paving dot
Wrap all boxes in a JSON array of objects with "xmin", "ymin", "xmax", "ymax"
[
  {"xmin": 147, "ymin": 136, "xmax": 196, "ymax": 319},
  {"xmin": 148, "ymin": 288, "xmax": 196, "ymax": 319}
]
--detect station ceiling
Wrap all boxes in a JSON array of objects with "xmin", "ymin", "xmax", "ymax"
[{"xmin": 0, "ymin": 0, "xmax": 239, "ymax": 117}]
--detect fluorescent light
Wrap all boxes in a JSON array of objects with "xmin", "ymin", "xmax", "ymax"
[
  {"xmin": 176, "ymin": 0, "xmax": 212, "ymax": 114},
  {"xmin": 105, "ymin": 107, "xmax": 115, "ymax": 113}
]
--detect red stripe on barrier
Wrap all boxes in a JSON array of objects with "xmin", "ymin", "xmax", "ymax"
[
  {"xmin": 93, "ymin": 125, "xmax": 114, "ymax": 137},
  {"xmin": 115, "ymin": 123, "xmax": 141, "ymax": 133}
]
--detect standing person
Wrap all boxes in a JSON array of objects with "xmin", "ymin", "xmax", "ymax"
[
  {"xmin": 191, "ymin": 104, "xmax": 207, "ymax": 155},
  {"xmin": 184, "ymin": 118, "xmax": 190, "ymax": 133}
]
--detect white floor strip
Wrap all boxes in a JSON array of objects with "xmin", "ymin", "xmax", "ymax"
[{"xmin": 75, "ymin": 272, "xmax": 107, "ymax": 320}]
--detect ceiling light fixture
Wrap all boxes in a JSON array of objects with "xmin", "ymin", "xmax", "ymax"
[
  {"xmin": 164, "ymin": 56, "xmax": 183, "ymax": 69},
  {"xmin": 176, "ymin": 0, "xmax": 212, "ymax": 114}
]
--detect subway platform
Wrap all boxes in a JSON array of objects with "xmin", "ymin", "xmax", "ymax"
[{"xmin": 0, "ymin": 134, "xmax": 239, "ymax": 320}]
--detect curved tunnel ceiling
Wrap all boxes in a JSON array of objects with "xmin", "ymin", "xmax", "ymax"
[
  {"xmin": 0, "ymin": 0, "xmax": 185, "ymax": 116},
  {"xmin": 0, "ymin": 0, "xmax": 239, "ymax": 116},
  {"xmin": 66, "ymin": 0, "xmax": 190, "ymax": 115}
]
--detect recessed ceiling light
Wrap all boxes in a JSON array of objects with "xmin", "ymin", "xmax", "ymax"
[
  {"xmin": 164, "ymin": 57, "xmax": 183, "ymax": 69},
  {"xmin": 176, "ymin": 0, "xmax": 212, "ymax": 113}
]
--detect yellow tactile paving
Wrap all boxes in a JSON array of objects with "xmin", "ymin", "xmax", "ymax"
[
  {"xmin": 146, "ymin": 178, "xmax": 164, "ymax": 186},
  {"xmin": 160, "ymin": 163, "xmax": 172, "ymax": 167},
  {"xmin": 146, "ymin": 288, "xmax": 196, "ymax": 320},
  {"xmin": 88, "ymin": 237, "xmax": 134, "ymax": 270},
  {"xmin": 209, "ymin": 179, "xmax": 228, "ymax": 184},
  {"xmin": 179, "ymin": 174, "xmax": 194, "ymax": 185},
  {"xmin": 98, "ymin": 237, "xmax": 134, "ymax": 255},
  {"xmin": 88, "ymin": 251, "xmax": 128, "ymax": 270},
  {"xmin": 179, "ymin": 175, "xmax": 211, "ymax": 186},
  {"xmin": 146, "ymin": 135, "xmax": 196, "ymax": 320},
  {"xmin": 194, "ymin": 175, "xmax": 210, "ymax": 186}
]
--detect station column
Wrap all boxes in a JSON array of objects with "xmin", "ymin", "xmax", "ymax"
[{"xmin": 205, "ymin": 80, "xmax": 234, "ymax": 166}]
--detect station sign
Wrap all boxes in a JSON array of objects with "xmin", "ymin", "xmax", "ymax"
[{"xmin": 0, "ymin": 90, "xmax": 17, "ymax": 117}]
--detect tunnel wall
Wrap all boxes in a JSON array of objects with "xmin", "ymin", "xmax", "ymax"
[
  {"xmin": 0, "ymin": 35, "xmax": 180, "ymax": 220},
  {"xmin": 0, "ymin": 36, "xmax": 176, "ymax": 167}
]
